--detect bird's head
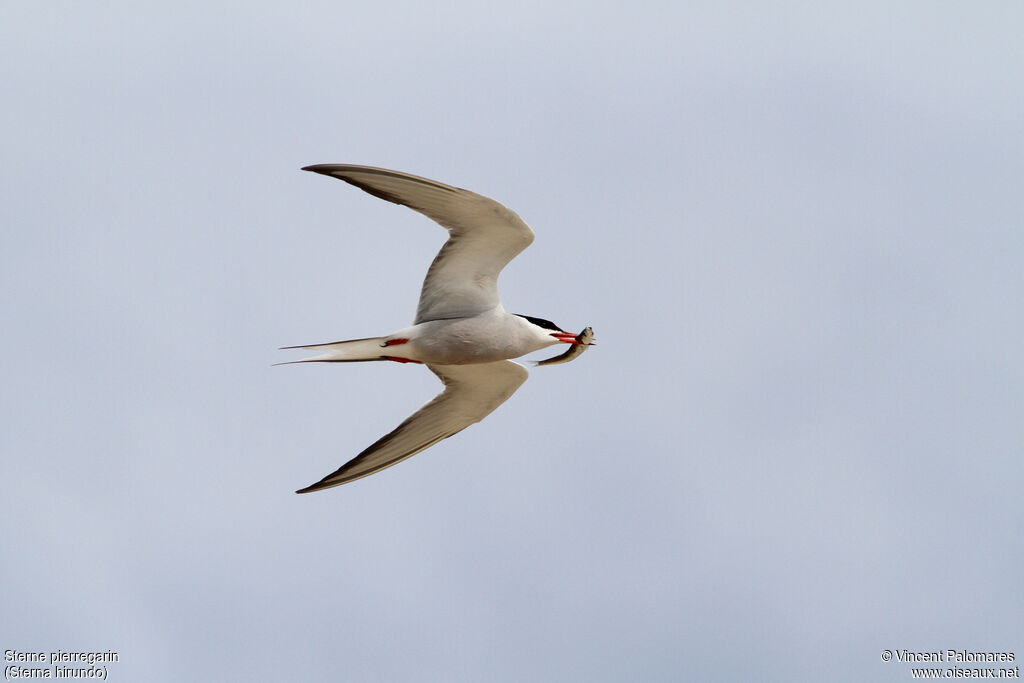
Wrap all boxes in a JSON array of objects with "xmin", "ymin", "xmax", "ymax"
[{"xmin": 515, "ymin": 314, "xmax": 593, "ymax": 345}]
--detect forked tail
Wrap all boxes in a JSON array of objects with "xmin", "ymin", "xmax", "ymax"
[{"xmin": 276, "ymin": 337, "xmax": 392, "ymax": 364}]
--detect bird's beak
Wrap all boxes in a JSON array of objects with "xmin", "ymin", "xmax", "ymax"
[{"xmin": 551, "ymin": 332, "xmax": 586, "ymax": 345}]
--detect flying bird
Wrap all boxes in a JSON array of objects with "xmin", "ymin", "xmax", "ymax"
[{"xmin": 283, "ymin": 165, "xmax": 593, "ymax": 493}]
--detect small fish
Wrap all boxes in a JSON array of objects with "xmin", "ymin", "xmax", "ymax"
[{"xmin": 535, "ymin": 326, "xmax": 595, "ymax": 366}]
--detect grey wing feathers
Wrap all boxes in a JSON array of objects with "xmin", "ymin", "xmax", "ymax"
[
  {"xmin": 295, "ymin": 361, "xmax": 529, "ymax": 493},
  {"xmin": 303, "ymin": 165, "xmax": 535, "ymax": 324}
]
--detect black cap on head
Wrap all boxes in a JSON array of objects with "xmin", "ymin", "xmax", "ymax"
[{"xmin": 515, "ymin": 314, "xmax": 562, "ymax": 332}]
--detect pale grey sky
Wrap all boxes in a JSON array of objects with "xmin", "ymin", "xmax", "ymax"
[{"xmin": 3, "ymin": 3, "xmax": 1022, "ymax": 681}]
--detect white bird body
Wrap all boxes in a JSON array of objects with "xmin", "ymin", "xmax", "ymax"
[
  {"xmin": 287, "ymin": 306, "xmax": 561, "ymax": 366},
  {"xmin": 283, "ymin": 165, "xmax": 592, "ymax": 493}
]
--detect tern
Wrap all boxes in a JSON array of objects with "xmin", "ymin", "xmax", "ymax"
[{"xmin": 283, "ymin": 165, "xmax": 592, "ymax": 493}]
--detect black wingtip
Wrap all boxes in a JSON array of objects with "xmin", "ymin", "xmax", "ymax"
[
  {"xmin": 295, "ymin": 477, "xmax": 337, "ymax": 494},
  {"xmin": 301, "ymin": 164, "xmax": 330, "ymax": 174}
]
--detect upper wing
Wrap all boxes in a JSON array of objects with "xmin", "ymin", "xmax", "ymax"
[
  {"xmin": 296, "ymin": 360, "xmax": 529, "ymax": 493},
  {"xmin": 303, "ymin": 165, "xmax": 535, "ymax": 323}
]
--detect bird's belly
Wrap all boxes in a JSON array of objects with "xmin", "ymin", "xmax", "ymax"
[
  {"xmin": 409, "ymin": 337, "xmax": 518, "ymax": 365},
  {"xmin": 405, "ymin": 320, "xmax": 530, "ymax": 365}
]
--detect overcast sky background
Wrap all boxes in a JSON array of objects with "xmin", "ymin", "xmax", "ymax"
[{"xmin": 2, "ymin": 3, "xmax": 1022, "ymax": 681}]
